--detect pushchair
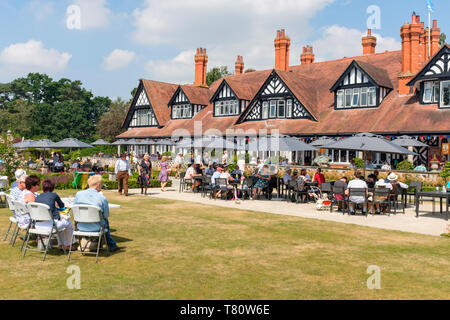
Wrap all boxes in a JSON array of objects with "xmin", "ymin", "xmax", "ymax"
[{"xmin": 312, "ymin": 187, "xmax": 332, "ymax": 211}]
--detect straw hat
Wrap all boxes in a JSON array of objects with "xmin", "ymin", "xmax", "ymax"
[
  {"xmin": 387, "ymin": 173, "xmax": 398, "ymax": 181},
  {"xmin": 375, "ymin": 179, "xmax": 387, "ymax": 187}
]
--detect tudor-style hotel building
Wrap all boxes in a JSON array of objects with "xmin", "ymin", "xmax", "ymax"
[{"xmin": 119, "ymin": 13, "xmax": 450, "ymax": 166}]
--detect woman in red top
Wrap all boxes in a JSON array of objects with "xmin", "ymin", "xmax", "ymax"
[{"xmin": 312, "ymin": 168, "xmax": 326, "ymax": 188}]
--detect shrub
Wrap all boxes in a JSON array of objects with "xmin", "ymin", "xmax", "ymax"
[
  {"xmin": 440, "ymin": 162, "xmax": 450, "ymax": 184},
  {"xmin": 353, "ymin": 158, "xmax": 364, "ymax": 169},
  {"xmin": 102, "ymin": 179, "xmax": 172, "ymax": 190},
  {"xmin": 397, "ymin": 160, "xmax": 414, "ymax": 171}
]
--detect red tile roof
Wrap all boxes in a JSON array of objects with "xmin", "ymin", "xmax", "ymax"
[{"xmin": 119, "ymin": 49, "xmax": 450, "ymax": 139}]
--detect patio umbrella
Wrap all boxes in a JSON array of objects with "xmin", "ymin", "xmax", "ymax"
[
  {"xmin": 112, "ymin": 139, "xmax": 139, "ymax": 146},
  {"xmin": 30, "ymin": 139, "xmax": 58, "ymax": 149},
  {"xmin": 310, "ymin": 137, "xmax": 335, "ymax": 147},
  {"xmin": 392, "ymin": 136, "xmax": 429, "ymax": 148},
  {"xmin": 324, "ymin": 132, "xmax": 417, "ymax": 177},
  {"xmin": 246, "ymin": 137, "xmax": 317, "ymax": 152},
  {"xmin": 202, "ymin": 137, "xmax": 237, "ymax": 150},
  {"xmin": 92, "ymin": 139, "xmax": 112, "ymax": 146},
  {"xmin": 11, "ymin": 140, "xmax": 35, "ymax": 148},
  {"xmin": 53, "ymin": 138, "xmax": 93, "ymax": 149}
]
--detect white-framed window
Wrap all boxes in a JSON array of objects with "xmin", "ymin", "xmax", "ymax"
[
  {"xmin": 277, "ymin": 100, "xmax": 285, "ymax": 118},
  {"xmin": 336, "ymin": 90, "xmax": 344, "ymax": 108},
  {"xmin": 215, "ymin": 101, "xmax": 222, "ymax": 116},
  {"xmin": 360, "ymin": 87, "xmax": 368, "ymax": 107},
  {"xmin": 262, "ymin": 101, "xmax": 269, "ymax": 119},
  {"xmin": 214, "ymin": 100, "xmax": 239, "ymax": 116},
  {"xmin": 351, "ymin": 88, "xmax": 360, "ymax": 107},
  {"xmin": 269, "ymin": 100, "xmax": 277, "ymax": 118},
  {"xmin": 440, "ymin": 81, "xmax": 450, "ymax": 108},
  {"xmin": 286, "ymin": 99, "xmax": 292, "ymax": 118},
  {"xmin": 172, "ymin": 104, "xmax": 192, "ymax": 119},
  {"xmin": 368, "ymin": 87, "xmax": 376, "ymax": 106},
  {"xmin": 423, "ymin": 81, "xmax": 439, "ymax": 103},
  {"xmin": 345, "ymin": 89, "xmax": 352, "ymax": 107}
]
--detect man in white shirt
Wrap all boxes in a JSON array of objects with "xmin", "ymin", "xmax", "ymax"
[
  {"xmin": 174, "ymin": 153, "xmax": 184, "ymax": 179},
  {"xmin": 115, "ymin": 153, "xmax": 131, "ymax": 196},
  {"xmin": 346, "ymin": 173, "xmax": 368, "ymax": 215}
]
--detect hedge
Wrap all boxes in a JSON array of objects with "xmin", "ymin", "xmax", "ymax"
[{"xmin": 102, "ymin": 179, "xmax": 172, "ymax": 190}]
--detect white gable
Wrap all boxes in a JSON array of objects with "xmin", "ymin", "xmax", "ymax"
[
  {"xmin": 262, "ymin": 76, "xmax": 288, "ymax": 96},
  {"xmin": 175, "ymin": 90, "xmax": 188, "ymax": 103},
  {"xmin": 425, "ymin": 53, "xmax": 450, "ymax": 76},
  {"xmin": 136, "ymin": 90, "xmax": 150, "ymax": 106}
]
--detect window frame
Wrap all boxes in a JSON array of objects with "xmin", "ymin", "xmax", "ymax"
[{"xmin": 440, "ymin": 80, "xmax": 450, "ymax": 108}]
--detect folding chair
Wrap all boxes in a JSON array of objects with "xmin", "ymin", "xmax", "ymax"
[
  {"xmin": 407, "ymin": 181, "xmax": 422, "ymax": 205},
  {"xmin": 10, "ymin": 200, "xmax": 30, "ymax": 249},
  {"xmin": 201, "ymin": 176, "xmax": 213, "ymax": 198},
  {"xmin": 22, "ymin": 203, "xmax": 67, "ymax": 261},
  {"xmin": 0, "ymin": 177, "xmax": 7, "ymax": 208},
  {"xmin": 214, "ymin": 178, "xmax": 230, "ymax": 200},
  {"xmin": 348, "ymin": 188, "xmax": 369, "ymax": 217},
  {"xmin": 320, "ymin": 182, "xmax": 333, "ymax": 200},
  {"xmin": 4, "ymin": 195, "xmax": 17, "ymax": 243},
  {"xmin": 69, "ymin": 205, "xmax": 109, "ymax": 263}
]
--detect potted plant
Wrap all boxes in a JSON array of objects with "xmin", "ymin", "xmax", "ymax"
[{"xmin": 430, "ymin": 155, "xmax": 440, "ymax": 171}]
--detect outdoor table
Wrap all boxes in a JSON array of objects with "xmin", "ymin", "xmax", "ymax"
[
  {"xmin": 415, "ymin": 191, "xmax": 449, "ymax": 220},
  {"xmin": 62, "ymin": 197, "xmax": 121, "ymax": 210}
]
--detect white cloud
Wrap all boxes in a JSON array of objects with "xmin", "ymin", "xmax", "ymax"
[
  {"xmin": 137, "ymin": 0, "xmax": 335, "ymax": 83},
  {"xmin": 103, "ymin": 49, "xmax": 136, "ymax": 71},
  {"xmin": 0, "ymin": 40, "xmax": 71, "ymax": 79},
  {"xmin": 26, "ymin": 0, "xmax": 55, "ymax": 21},
  {"xmin": 312, "ymin": 25, "xmax": 401, "ymax": 61},
  {"xmin": 70, "ymin": 0, "xmax": 111, "ymax": 30}
]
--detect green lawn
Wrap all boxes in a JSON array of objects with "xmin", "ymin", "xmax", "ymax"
[{"xmin": 0, "ymin": 190, "xmax": 449, "ymax": 300}]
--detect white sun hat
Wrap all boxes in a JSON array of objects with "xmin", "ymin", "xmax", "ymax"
[{"xmin": 387, "ymin": 173, "xmax": 398, "ymax": 181}]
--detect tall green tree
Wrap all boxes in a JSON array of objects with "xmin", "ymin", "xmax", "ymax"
[
  {"xmin": 206, "ymin": 66, "xmax": 231, "ymax": 86},
  {"xmin": 96, "ymin": 98, "xmax": 129, "ymax": 142},
  {"xmin": 439, "ymin": 33, "xmax": 447, "ymax": 47}
]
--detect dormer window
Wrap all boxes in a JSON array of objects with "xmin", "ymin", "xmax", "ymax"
[
  {"xmin": 211, "ymin": 81, "xmax": 241, "ymax": 117},
  {"xmin": 239, "ymin": 71, "xmax": 315, "ymax": 123},
  {"xmin": 168, "ymin": 87, "xmax": 195, "ymax": 120},
  {"xmin": 423, "ymin": 81, "xmax": 439, "ymax": 103},
  {"xmin": 331, "ymin": 60, "xmax": 392, "ymax": 110},
  {"xmin": 126, "ymin": 84, "xmax": 160, "ymax": 128}
]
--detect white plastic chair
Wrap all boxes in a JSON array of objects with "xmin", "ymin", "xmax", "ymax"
[
  {"xmin": 22, "ymin": 203, "xmax": 67, "ymax": 261},
  {"xmin": 9, "ymin": 200, "xmax": 30, "ymax": 249},
  {"xmin": 69, "ymin": 205, "xmax": 110, "ymax": 263},
  {"xmin": 3, "ymin": 195, "xmax": 18, "ymax": 244}
]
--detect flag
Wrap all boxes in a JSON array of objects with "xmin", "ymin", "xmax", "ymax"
[{"xmin": 427, "ymin": 0, "xmax": 434, "ymax": 12}]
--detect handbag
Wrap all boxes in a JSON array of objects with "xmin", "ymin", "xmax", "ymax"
[{"xmin": 78, "ymin": 237, "xmax": 100, "ymax": 252}]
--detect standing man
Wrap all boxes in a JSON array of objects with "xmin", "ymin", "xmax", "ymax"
[{"xmin": 115, "ymin": 153, "xmax": 131, "ymax": 196}]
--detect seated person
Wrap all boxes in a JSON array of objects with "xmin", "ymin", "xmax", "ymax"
[
  {"xmin": 346, "ymin": 173, "xmax": 368, "ymax": 215},
  {"xmin": 73, "ymin": 175, "xmax": 120, "ymax": 252},
  {"xmin": 82, "ymin": 159, "xmax": 93, "ymax": 172},
  {"xmin": 231, "ymin": 165, "xmax": 243, "ymax": 180},
  {"xmin": 301, "ymin": 169, "xmax": 311, "ymax": 182},
  {"xmin": 381, "ymin": 162, "xmax": 392, "ymax": 171},
  {"xmin": 283, "ymin": 169, "xmax": 293, "ymax": 186},
  {"xmin": 185, "ymin": 164, "xmax": 202, "ymax": 191},
  {"xmin": 333, "ymin": 177, "xmax": 348, "ymax": 211},
  {"xmin": 205, "ymin": 163, "xmax": 215, "ymax": 176},
  {"xmin": 386, "ymin": 173, "xmax": 408, "ymax": 201},
  {"xmin": 414, "ymin": 163, "xmax": 427, "ymax": 172},
  {"xmin": 312, "ymin": 168, "xmax": 325, "ymax": 188},
  {"xmin": 294, "ymin": 172, "xmax": 308, "ymax": 203},
  {"xmin": 371, "ymin": 179, "xmax": 393, "ymax": 215},
  {"xmin": 366, "ymin": 174, "xmax": 376, "ymax": 188},
  {"xmin": 35, "ymin": 179, "xmax": 76, "ymax": 251},
  {"xmin": 71, "ymin": 159, "xmax": 81, "ymax": 171},
  {"xmin": 54, "ymin": 158, "xmax": 65, "ymax": 172},
  {"xmin": 11, "ymin": 169, "xmax": 27, "ymax": 190},
  {"xmin": 252, "ymin": 165, "xmax": 271, "ymax": 200}
]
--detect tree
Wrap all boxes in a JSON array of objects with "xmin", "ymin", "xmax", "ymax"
[
  {"xmin": 96, "ymin": 98, "xmax": 129, "ymax": 142},
  {"xmin": 0, "ymin": 100, "xmax": 33, "ymax": 137},
  {"xmin": 206, "ymin": 66, "xmax": 231, "ymax": 86},
  {"xmin": 0, "ymin": 134, "xmax": 20, "ymax": 183},
  {"xmin": 439, "ymin": 33, "xmax": 446, "ymax": 47}
]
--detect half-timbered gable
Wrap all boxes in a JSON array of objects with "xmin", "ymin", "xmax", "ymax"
[
  {"xmin": 168, "ymin": 87, "xmax": 194, "ymax": 120},
  {"xmin": 210, "ymin": 80, "xmax": 240, "ymax": 117},
  {"xmin": 408, "ymin": 45, "xmax": 450, "ymax": 108},
  {"xmin": 237, "ymin": 70, "xmax": 314, "ymax": 123},
  {"xmin": 330, "ymin": 60, "xmax": 392, "ymax": 110},
  {"xmin": 124, "ymin": 82, "xmax": 159, "ymax": 128}
]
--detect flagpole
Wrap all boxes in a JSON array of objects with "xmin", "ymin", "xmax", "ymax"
[{"xmin": 428, "ymin": 9, "xmax": 431, "ymax": 58}]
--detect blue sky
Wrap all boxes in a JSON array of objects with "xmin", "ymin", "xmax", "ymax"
[{"xmin": 0, "ymin": 0, "xmax": 447, "ymax": 101}]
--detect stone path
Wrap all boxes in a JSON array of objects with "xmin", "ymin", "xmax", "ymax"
[{"xmin": 127, "ymin": 181, "xmax": 449, "ymax": 237}]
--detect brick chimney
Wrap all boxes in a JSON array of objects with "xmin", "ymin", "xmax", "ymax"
[
  {"xmin": 431, "ymin": 19, "xmax": 441, "ymax": 57},
  {"xmin": 399, "ymin": 13, "xmax": 426, "ymax": 95},
  {"xmin": 194, "ymin": 48, "xmax": 208, "ymax": 87},
  {"xmin": 274, "ymin": 29, "xmax": 291, "ymax": 71},
  {"xmin": 301, "ymin": 46, "xmax": 315, "ymax": 64},
  {"xmin": 235, "ymin": 55, "xmax": 244, "ymax": 75},
  {"xmin": 362, "ymin": 29, "xmax": 377, "ymax": 55}
]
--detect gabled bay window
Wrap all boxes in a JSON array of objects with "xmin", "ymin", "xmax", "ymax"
[
  {"xmin": 262, "ymin": 99, "xmax": 293, "ymax": 119},
  {"xmin": 337, "ymin": 87, "xmax": 377, "ymax": 109},
  {"xmin": 131, "ymin": 109, "xmax": 158, "ymax": 127}
]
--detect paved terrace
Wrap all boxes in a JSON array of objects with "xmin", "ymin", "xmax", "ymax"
[{"xmin": 129, "ymin": 180, "xmax": 449, "ymax": 237}]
